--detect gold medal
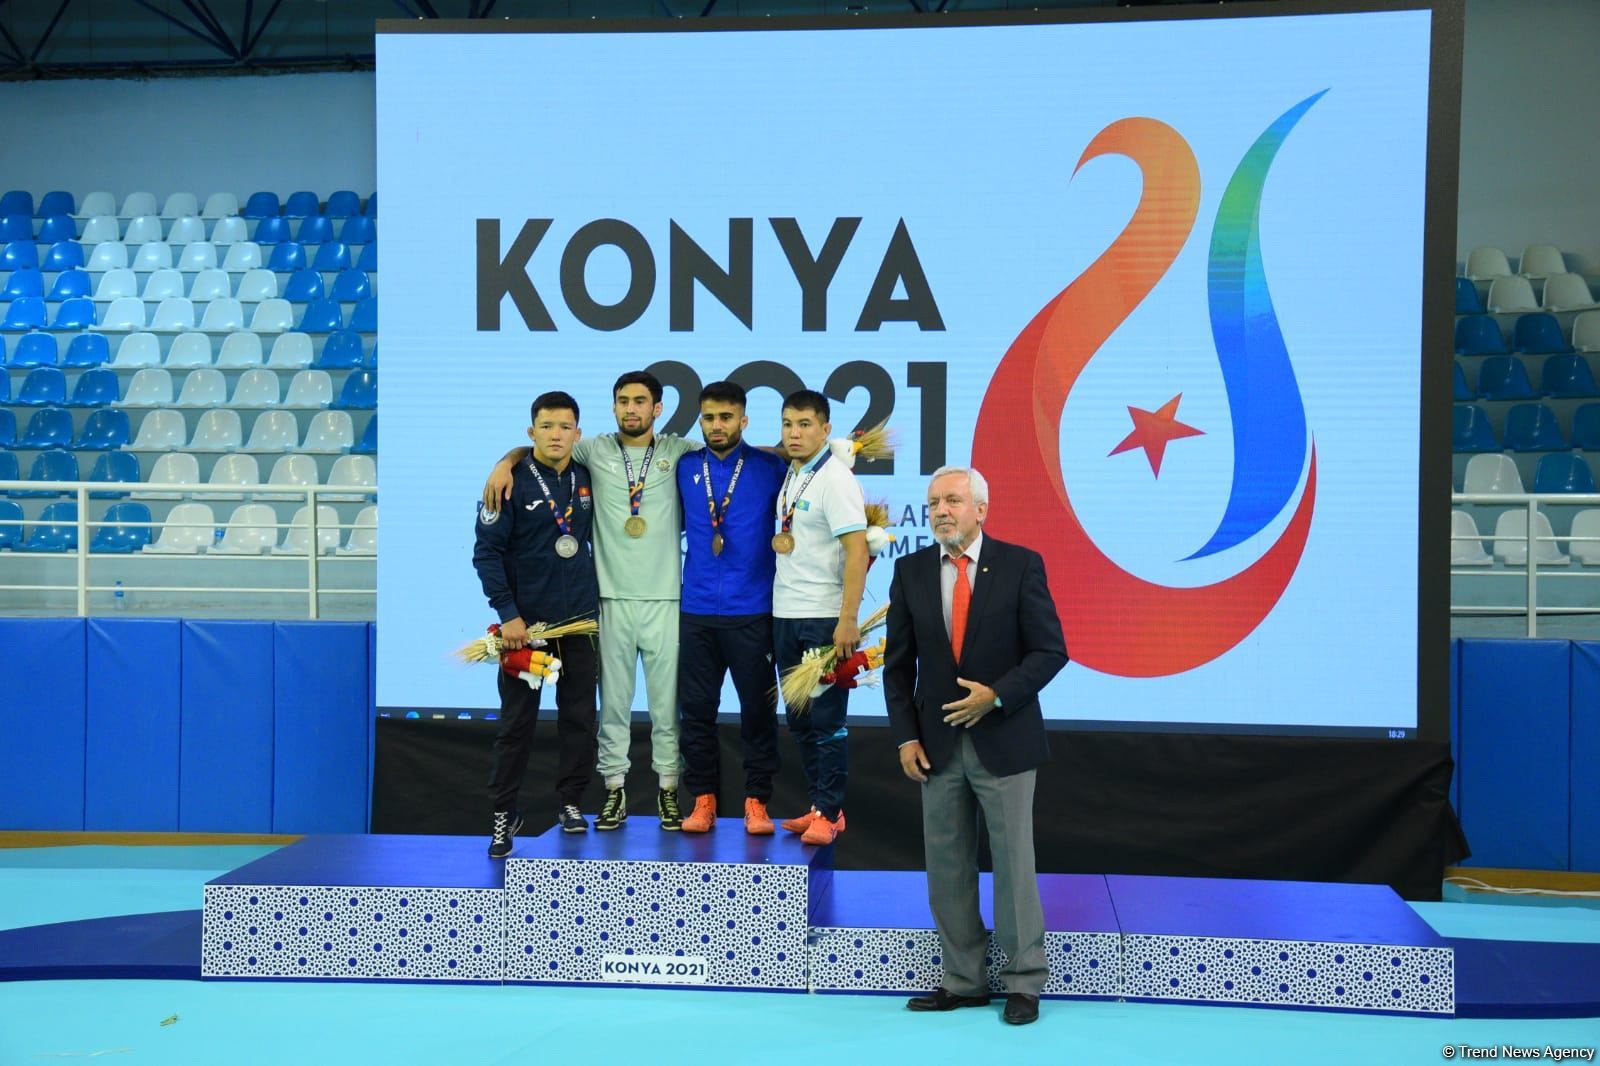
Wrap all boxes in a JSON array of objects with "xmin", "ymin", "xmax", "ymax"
[
  {"xmin": 712, "ymin": 532, "xmax": 725, "ymax": 556},
  {"xmin": 624, "ymin": 515, "xmax": 647, "ymax": 537},
  {"xmin": 772, "ymin": 532, "xmax": 795, "ymax": 554}
]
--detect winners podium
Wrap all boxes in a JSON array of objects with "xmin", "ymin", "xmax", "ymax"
[{"xmin": 201, "ymin": 828, "xmax": 1455, "ymax": 1014}]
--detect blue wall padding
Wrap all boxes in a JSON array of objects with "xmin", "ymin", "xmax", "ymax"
[
  {"xmin": 1457, "ymin": 639, "xmax": 1571, "ymax": 870},
  {"xmin": 271, "ymin": 621, "xmax": 368, "ymax": 833},
  {"xmin": 0, "ymin": 614, "xmax": 86, "ymax": 832},
  {"xmin": 0, "ymin": 618, "xmax": 86, "ymax": 829},
  {"xmin": 1449, "ymin": 638, "xmax": 1461, "ymax": 815},
  {"xmin": 1570, "ymin": 642, "xmax": 1600, "ymax": 872},
  {"xmin": 179, "ymin": 620, "xmax": 274, "ymax": 832},
  {"xmin": 86, "ymin": 619, "xmax": 180, "ymax": 830}
]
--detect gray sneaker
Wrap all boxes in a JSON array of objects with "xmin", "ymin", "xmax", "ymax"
[
  {"xmin": 558, "ymin": 804, "xmax": 588, "ymax": 833},
  {"xmin": 488, "ymin": 810, "xmax": 524, "ymax": 858}
]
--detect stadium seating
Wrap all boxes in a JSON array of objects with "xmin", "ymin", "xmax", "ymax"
[
  {"xmin": 190, "ymin": 409, "xmax": 243, "ymax": 450},
  {"xmin": 50, "ymin": 298, "xmax": 97, "ymax": 331},
  {"xmin": 19, "ymin": 501, "xmax": 78, "ymax": 553},
  {"xmin": 76, "ymin": 191, "xmax": 114, "ymax": 217},
  {"xmin": 298, "ymin": 298, "xmax": 344, "ymax": 333},
  {"xmin": 121, "ymin": 192, "xmax": 158, "ymax": 218},
  {"xmin": 87, "ymin": 451, "xmax": 140, "ymax": 498},
  {"xmin": 351, "ymin": 414, "xmax": 377, "ymax": 455},
  {"xmin": 0, "ymin": 499, "xmax": 23, "ymax": 550},
  {"xmin": 332, "ymin": 369, "xmax": 377, "ymax": 410},
  {"xmin": 1513, "ymin": 313, "xmax": 1572, "ymax": 354},
  {"xmin": 1475, "ymin": 356, "xmax": 1538, "ymax": 400},
  {"xmin": 121, "ymin": 368, "xmax": 175, "ymax": 406},
  {"xmin": 73, "ymin": 409, "xmax": 131, "ymax": 450},
  {"xmin": 180, "ymin": 241, "xmax": 219, "ymax": 271},
  {"xmin": 62, "ymin": 334, "xmax": 108, "ymax": 368},
  {"xmin": 1569, "ymin": 510, "xmax": 1600, "ymax": 566},
  {"xmin": 3, "ymin": 266, "xmax": 43, "ymax": 299},
  {"xmin": 47, "ymin": 269, "xmax": 92, "ymax": 301},
  {"xmin": 340, "ymin": 216, "xmax": 376, "ymax": 245},
  {"xmin": 1534, "ymin": 454, "xmax": 1597, "ymax": 494},
  {"xmin": 1572, "ymin": 405, "xmax": 1600, "ymax": 450},
  {"xmin": 284, "ymin": 269, "xmax": 326, "ymax": 303},
  {"xmin": 314, "ymin": 241, "xmax": 352, "ymax": 272},
  {"xmin": 232, "ymin": 368, "xmax": 281, "ymax": 406},
  {"xmin": 284, "ymin": 369, "xmax": 333, "ymax": 407},
  {"xmin": 341, "ymin": 505, "xmax": 377, "ymax": 554},
  {"xmin": 1540, "ymin": 355, "xmax": 1600, "ymax": 398},
  {"xmin": 325, "ymin": 455, "xmax": 376, "ymax": 502},
  {"xmin": 203, "ymin": 453, "xmax": 260, "ymax": 500},
  {"xmin": 210, "ymin": 503, "xmax": 277, "ymax": 554},
  {"xmin": 244, "ymin": 410, "xmax": 298, "ymax": 450},
  {"xmin": 1453, "ymin": 361, "xmax": 1472, "ymax": 401},
  {"xmin": 2, "ymin": 239, "xmax": 39, "ymax": 269},
  {"xmin": 131, "ymin": 241, "xmax": 173, "ymax": 271},
  {"xmin": 0, "ymin": 190, "xmax": 32, "ymax": 216},
  {"xmin": 297, "ymin": 216, "xmax": 334, "ymax": 245},
  {"xmin": 221, "ymin": 241, "xmax": 262, "ymax": 271},
  {"xmin": 276, "ymin": 504, "xmax": 341, "ymax": 555},
  {"xmin": 0, "ymin": 408, "xmax": 13, "ymax": 445},
  {"xmin": 16, "ymin": 367, "xmax": 67, "ymax": 406},
  {"xmin": 143, "ymin": 502, "xmax": 215, "ymax": 553},
  {"xmin": 253, "ymin": 217, "xmax": 293, "ymax": 245},
  {"xmin": 129, "ymin": 409, "xmax": 188, "ymax": 449},
  {"xmin": 1493, "ymin": 509, "xmax": 1569, "ymax": 566},
  {"xmin": 37, "ymin": 191, "xmax": 73, "ymax": 217},
  {"xmin": 201, "ymin": 192, "xmax": 239, "ymax": 219},
  {"xmin": 136, "ymin": 452, "xmax": 200, "ymax": 499},
  {"xmin": 211, "ymin": 216, "xmax": 249, "ymax": 244},
  {"xmin": 15, "ymin": 449, "xmax": 78, "ymax": 496},
  {"xmin": 332, "ymin": 269, "xmax": 372, "ymax": 303},
  {"xmin": 11, "ymin": 332, "xmax": 59, "ymax": 368},
  {"xmin": 162, "ymin": 192, "xmax": 199, "ymax": 218},
  {"xmin": 217, "ymin": 332, "xmax": 264, "ymax": 367},
  {"xmin": 67, "ymin": 368, "xmax": 120, "ymax": 407},
  {"xmin": 325, "ymin": 191, "xmax": 361, "ymax": 218},
  {"xmin": 1487, "ymin": 276, "xmax": 1540, "ymax": 314},
  {"xmin": 315, "ymin": 331, "xmax": 364, "ymax": 369},
  {"xmin": 91, "ymin": 502, "xmax": 154, "ymax": 553},
  {"xmin": 283, "ymin": 191, "xmax": 320, "ymax": 218},
  {"xmin": 44, "ymin": 241, "xmax": 84, "ymax": 269},
  {"xmin": 87, "ymin": 241, "xmax": 128, "ymax": 271},
  {"xmin": 1450, "ymin": 510, "xmax": 1492, "ymax": 566},
  {"xmin": 349, "ymin": 297, "xmax": 377, "ymax": 333},
  {"xmin": 267, "ymin": 241, "xmax": 306, "ymax": 272},
  {"xmin": 262, "ymin": 454, "xmax": 318, "ymax": 499},
  {"xmin": 1453, "ymin": 404, "xmax": 1500, "ymax": 452},
  {"xmin": 175, "ymin": 368, "xmax": 227, "ymax": 406},
  {"xmin": 266, "ymin": 332, "xmax": 312, "ymax": 368},
  {"xmin": 356, "ymin": 242, "xmax": 377, "ymax": 272},
  {"xmin": 1542, "ymin": 274, "xmax": 1598, "ymax": 312},
  {"xmin": 242, "ymin": 191, "xmax": 281, "ymax": 219},
  {"xmin": 237, "ymin": 269, "xmax": 279, "ymax": 302},
  {"xmin": 249, "ymin": 299, "xmax": 294, "ymax": 333},
  {"xmin": 189, "ymin": 269, "xmax": 231, "ymax": 302},
  {"xmin": 3, "ymin": 297, "xmax": 48, "ymax": 331},
  {"xmin": 112, "ymin": 332, "xmax": 161, "ymax": 367},
  {"xmin": 165, "ymin": 332, "xmax": 213, "ymax": 369},
  {"xmin": 1463, "ymin": 453, "xmax": 1524, "ymax": 495},
  {"xmin": 303, "ymin": 410, "xmax": 354, "ymax": 452}
]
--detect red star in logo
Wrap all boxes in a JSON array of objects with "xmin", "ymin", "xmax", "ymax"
[{"xmin": 1108, "ymin": 394, "xmax": 1204, "ymax": 476}]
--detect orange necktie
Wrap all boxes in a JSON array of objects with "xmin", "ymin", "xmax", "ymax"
[{"xmin": 951, "ymin": 555, "xmax": 971, "ymax": 663}]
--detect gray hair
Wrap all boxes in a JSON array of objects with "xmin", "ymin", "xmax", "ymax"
[{"xmin": 929, "ymin": 465, "xmax": 989, "ymax": 506}]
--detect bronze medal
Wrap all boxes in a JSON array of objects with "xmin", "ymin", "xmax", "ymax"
[
  {"xmin": 712, "ymin": 532, "xmax": 725, "ymax": 556},
  {"xmin": 624, "ymin": 515, "xmax": 647, "ymax": 538},
  {"xmin": 772, "ymin": 532, "xmax": 795, "ymax": 554},
  {"xmin": 555, "ymin": 534, "xmax": 579, "ymax": 558}
]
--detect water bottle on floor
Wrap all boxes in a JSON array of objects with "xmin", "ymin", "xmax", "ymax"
[{"xmin": 113, "ymin": 580, "xmax": 125, "ymax": 611}]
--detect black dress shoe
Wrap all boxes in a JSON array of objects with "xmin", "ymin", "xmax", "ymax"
[
  {"xmin": 1002, "ymin": 993, "xmax": 1040, "ymax": 1025},
  {"xmin": 906, "ymin": 987, "xmax": 993, "ymax": 1012}
]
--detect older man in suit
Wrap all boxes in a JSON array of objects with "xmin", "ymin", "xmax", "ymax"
[{"xmin": 884, "ymin": 465, "xmax": 1069, "ymax": 1025}]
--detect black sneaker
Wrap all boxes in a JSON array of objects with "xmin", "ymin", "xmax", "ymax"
[
  {"xmin": 657, "ymin": 788, "xmax": 683, "ymax": 831},
  {"xmin": 595, "ymin": 787, "xmax": 627, "ymax": 831},
  {"xmin": 558, "ymin": 804, "xmax": 588, "ymax": 833},
  {"xmin": 488, "ymin": 810, "xmax": 524, "ymax": 858}
]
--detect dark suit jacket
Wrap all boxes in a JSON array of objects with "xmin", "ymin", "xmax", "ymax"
[{"xmin": 884, "ymin": 535, "xmax": 1069, "ymax": 778}]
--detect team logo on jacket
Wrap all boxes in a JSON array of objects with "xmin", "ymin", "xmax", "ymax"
[
  {"xmin": 478, "ymin": 503, "xmax": 499, "ymax": 525},
  {"xmin": 974, "ymin": 93, "xmax": 1324, "ymax": 679}
]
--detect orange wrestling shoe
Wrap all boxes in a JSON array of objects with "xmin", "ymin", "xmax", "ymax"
[
  {"xmin": 743, "ymin": 798, "xmax": 775, "ymax": 835},
  {"xmin": 681, "ymin": 794, "xmax": 717, "ymax": 833}
]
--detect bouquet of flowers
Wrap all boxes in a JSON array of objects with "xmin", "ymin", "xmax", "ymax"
[
  {"xmin": 455, "ymin": 618, "xmax": 599, "ymax": 690},
  {"xmin": 779, "ymin": 603, "xmax": 891, "ymax": 712}
]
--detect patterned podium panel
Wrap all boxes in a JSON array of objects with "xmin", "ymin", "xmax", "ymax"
[
  {"xmin": 504, "ymin": 819, "xmax": 830, "ymax": 990},
  {"xmin": 1108, "ymin": 875, "xmax": 1455, "ymax": 1016},
  {"xmin": 807, "ymin": 872, "xmax": 1122, "ymax": 998},
  {"xmin": 202, "ymin": 835, "xmax": 506, "ymax": 982}
]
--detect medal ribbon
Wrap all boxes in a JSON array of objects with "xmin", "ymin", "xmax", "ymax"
[
  {"xmin": 778, "ymin": 450, "xmax": 831, "ymax": 534},
  {"xmin": 619, "ymin": 438, "xmax": 658, "ymax": 518},
  {"xmin": 703, "ymin": 449, "xmax": 746, "ymax": 540},
  {"xmin": 526, "ymin": 458, "xmax": 575, "ymax": 538}
]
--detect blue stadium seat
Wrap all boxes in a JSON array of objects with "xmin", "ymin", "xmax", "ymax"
[
  {"xmin": 331, "ymin": 269, "xmax": 372, "ymax": 302},
  {"xmin": 352, "ymin": 413, "xmax": 376, "ymax": 455},
  {"xmin": 1534, "ymin": 453, "xmax": 1598, "ymax": 494},
  {"xmin": 1453, "ymin": 404, "xmax": 1500, "ymax": 452},
  {"xmin": 16, "ymin": 366, "xmax": 67, "ymax": 406},
  {"xmin": 88, "ymin": 451, "xmax": 140, "ymax": 499},
  {"xmin": 0, "ymin": 408, "xmax": 14, "ymax": 446},
  {"xmin": 35, "ymin": 214, "xmax": 75, "ymax": 244},
  {"xmin": 0, "ymin": 499, "xmax": 21, "ymax": 550},
  {"xmin": 73, "ymin": 408, "xmax": 130, "ymax": 450},
  {"xmin": 325, "ymin": 191, "xmax": 361, "ymax": 219},
  {"xmin": 1456, "ymin": 277, "xmax": 1485, "ymax": 315},
  {"xmin": 297, "ymin": 215, "xmax": 334, "ymax": 244},
  {"xmin": 3, "ymin": 267, "xmax": 43, "ymax": 298},
  {"xmin": 365, "ymin": 342, "xmax": 378, "ymax": 369},
  {"xmin": 349, "ymin": 297, "xmax": 377, "ymax": 333},
  {"xmin": 17, "ymin": 408, "xmax": 73, "ymax": 451},
  {"xmin": 0, "ymin": 190, "xmax": 34, "ymax": 217},
  {"xmin": 1455, "ymin": 315, "xmax": 1508, "ymax": 356},
  {"xmin": 49, "ymin": 297, "xmax": 96, "ymax": 331},
  {"xmin": 1514, "ymin": 313, "xmax": 1573, "ymax": 355},
  {"xmin": 9, "ymin": 331, "xmax": 57, "ymax": 368},
  {"xmin": 1503, "ymin": 403, "xmax": 1567, "ymax": 452},
  {"xmin": 14, "ymin": 448, "xmax": 78, "ymax": 497},
  {"xmin": 283, "ymin": 268, "xmax": 326, "ymax": 303},
  {"xmin": 67, "ymin": 367, "xmax": 120, "ymax": 408},
  {"xmin": 0, "ymin": 215, "xmax": 31, "ymax": 242},
  {"xmin": 242, "ymin": 191, "xmax": 281, "ymax": 219},
  {"xmin": 267, "ymin": 241, "xmax": 306, "ymax": 272},
  {"xmin": 0, "ymin": 450, "xmax": 16, "ymax": 487},
  {"xmin": 332, "ymin": 368, "xmax": 377, "ymax": 410},
  {"xmin": 1453, "ymin": 362, "xmax": 1472, "ymax": 401},
  {"xmin": 19, "ymin": 500, "xmax": 78, "ymax": 552},
  {"xmin": 283, "ymin": 191, "xmax": 320, "ymax": 218},
  {"xmin": 37, "ymin": 191, "xmax": 74, "ymax": 217},
  {"xmin": 43, "ymin": 240, "xmax": 84, "ymax": 270},
  {"xmin": 363, "ymin": 192, "xmax": 377, "ymax": 218},
  {"xmin": 298, "ymin": 298, "xmax": 344, "ymax": 333},
  {"xmin": 1541, "ymin": 354, "xmax": 1600, "ymax": 398},
  {"xmin": 47, "ymin": 268, "xmax": 91, "ymax": 301},
  {"xmin": 61, "ymin": 333, "xmax": 109, "ymax": 368},
  {"xmin": 340, "ymin": 215, "xmax": 375, "ymax": 245},
  {"xmin": 92, "ymin": 501, "xmax": 152, "ymax": 553},
  {"xmin": 2, "ymin": 297, "xmax": 48, "ymax": 331},
  {"xmin": 2, "ymin": 239, "xmax": 39, "ymax": 269},
  {"xmin": 356, "ymin": 241, "xmax": 377, "ymax": 272},
  {"xmin": 312, "ymin": 241, "xmax": 351, "ymax": 272},
  {"xmin": 1572, "ymin": 404, "xmax": 1600, "ymax": 450},
  {"xmin": 314, "ymin": 330, "xmax": 364, "ymax": 368},
  {"xmin": 253, "ymin": 216, "xmax": 293, "ymax": 245},
  {"xmin": 1476, "ymin": 355, "xmax": 1539, "ymax": 401}
]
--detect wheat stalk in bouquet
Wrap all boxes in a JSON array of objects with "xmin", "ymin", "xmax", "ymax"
[
  {"xmin": 779, "ymin": 602, "xmax": 891, "ymax": 712},
  {"xmin": 453, "ymin": 617, "xmax": 599, "ymax": 663},
  {"xmin": 849, "ymin": 421, "xmax": 896, "ymax": 463}
]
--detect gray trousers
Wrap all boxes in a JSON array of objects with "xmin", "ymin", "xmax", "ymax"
[{"xmin": 922, "ymin": 731, "xmax": 1047, "ymax": 997}]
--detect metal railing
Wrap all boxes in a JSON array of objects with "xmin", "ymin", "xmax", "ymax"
[
  {"xmin": 1450, "ymin": 491, "xmax": 1600, "ymax": 637},
  {"xmin": 0, "ymin": 480, "xmax": 375, "ymax": 619}
]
